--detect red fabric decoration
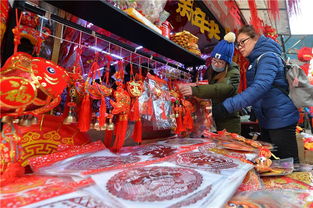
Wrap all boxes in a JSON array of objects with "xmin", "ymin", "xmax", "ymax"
[
  {"xmin": 104, "ymin": 130, "xmax": 113, "ymax": 147},
  {"xmin": 132, "ymin": 121, "xmax": 142, "ymax": 143},
  {"xmin": 175, "ymin": 105, "xmax": 185, "ymax": 134},
  {"xmin": 99, "ymin": 96, "xmax": 107, "ymax": 127},
  {"xmin": 0, "ymin": 162, "xmax": 25, "ymax": 186},
  {"xmin": 300, "ymin": 63, "xmax": 310, "ymax": 76},
  {"xmin": 112, "ymin": 118, "xmax": 128, "ymax": 152},
  {"xmin": 298, "ymin": 47, "xmax": 313, "ymax": 62},
  {"xmin": 263, "ymin": 25, "xmax": 279, "ymax": 42},
  {"xmin": 105, "ymin": 55, "xmax": 112, "ymax": 85},
  {"xmin": 268, "ymin": 0, "xmax": 280, "ymax": 21},
  {"xmin": 182, "ymin": 100, "xmax": 194, "ymax": 131},
  {"xmin": 248, "ymin": 0, "xmax": 262, "ymax": 33},
  {"xmin": 0, "ymin": 0, "xmax": 10, "ymax": 44},
  {"xmin": 78, "ymin": 94, "xmax": 91, "ymax": 132},
  {"xmin": 104, "ymin": 114, "xmax": 114, "ymax": 148},
  {"xmin": 110, "ymin": 85, "xmax": 131, "ymax": 152}
]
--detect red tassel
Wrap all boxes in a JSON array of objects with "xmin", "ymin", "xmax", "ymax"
[
  {"xmin": 0, "ymin": 162, "xmax": 25, "ymax": 186},
  {"xmin": 248, "ymin": 0, "xmax": 262, "ymax": 33},
  {"xmin": 99, "ymin": 96, "xmax": 106, "ymax": 127},
  {"xmin": 129, "ymin": 98, "xmax": 140, "ymax": 121},
  {"xmin": 78, "ymin": 94, "xmax": 91, "ymax": 132},
  {"xmin": 268, "ymin": 0, "xmax": 280, "ymax": 21},
  {"xmin": 183, "ymin": 108, "xmax": 193, "ymax": 130},
  {"xmin": 146, "ymin": 97, "xmax": 154, "ymax": 117},
  {"xmin": 104, "ymin": 130, "xmax": 113, "ymax": 148},
  {"xmin": 105, "ymin": 55, "xmax": 112, "ymax": 85},
  {"xmin": 112, "ymin": 119, "xmax": 128, "ymax": 152},
  {"xmin": 132, "ymin": 120, "xmax": 142, "ymax": 143},
  {"xmin": 175, "ymin": 113, "xmax": 185, "ymax": 135}
]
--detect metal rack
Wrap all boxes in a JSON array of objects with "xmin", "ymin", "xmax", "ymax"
[
  {"xmin": 13, "ymin": 0, "xmax": 204, "ymax": 74},
  {"xmin": 42, "ymin": 0, "xmax": 206, "ymax": 67}
]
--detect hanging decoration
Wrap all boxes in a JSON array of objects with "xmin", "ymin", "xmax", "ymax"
[
  {"xmin": 297, "ymin": 47, "xmax": 313, "ymax": 62},
  {"xmin": 1, "ymin": 11, "xmax": 69, "ymax": 118},
  {"xmin": 0, "ymin": 9, "xmax": 69, "ymax": 185},
  {"xmin": 0, "ymin": 0, "xmax": 10, "ymax": 44},
  {"xmin": 248, "ymin": 0, "xmax": 262, "ymax": 33},
  {"xmin": 263, "ymin": 24, "xmax": 279, "ymax": 43},
  {"xmin": 224, "ymin": 0, "xmax": 243, "ymax": 26},
  {"xmin": 108, "ymin": 60, "xmax": 131, "ymax": 152},
  {"xmin": 12, "ymin": 11, "xmax": 51, "ymax": 56},
  {"xmin": 268, "ymin": 0, "xmax": 280, "ymax": 21},
  {"xmin": 127, "ymin": 61, "xmax": 144, "ymax": 144}
]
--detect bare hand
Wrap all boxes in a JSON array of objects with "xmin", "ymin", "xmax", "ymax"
[{"xmin": 178, "ymin": 84, "xmax": 193, "ymax": 96}]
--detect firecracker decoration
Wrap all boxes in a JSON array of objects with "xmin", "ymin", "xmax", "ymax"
[
  {"xmin": 297, "ymin": 47, "xmax": 313, "ymax": 62},
  {"xmin": 263, "ymin": 25, "xmax": 279, "ymax": 42}
]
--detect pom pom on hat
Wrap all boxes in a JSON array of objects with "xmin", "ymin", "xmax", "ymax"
[
  {"xmin": 210, "ymin": 32, "xmax": 236, "ymax": 64},
  {"xmin": 224, "ymin": 32, "xmax": 236, "ymax": 43}
]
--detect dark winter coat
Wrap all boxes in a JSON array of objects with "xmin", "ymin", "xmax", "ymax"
[
  {"xmin": 223, "ymin": 35, "xmax": 299, "ymax": 129},
  {"xmin": 192, "ymin": 62, "xmax": 241, "ymax": 133}
]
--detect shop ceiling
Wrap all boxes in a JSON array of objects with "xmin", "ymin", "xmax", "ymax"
[
  {"xmin": 204, "ymin": 0, "xmax": 290, "ymax": 35},
  {"xmin": 235, "ymin": 0, "xmax": 290, "ymax": 35}
]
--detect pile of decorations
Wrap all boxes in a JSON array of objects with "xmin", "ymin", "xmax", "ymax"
[{"xmin": 170, "ymin": 30, "xmax": 201, "ymax": 56}]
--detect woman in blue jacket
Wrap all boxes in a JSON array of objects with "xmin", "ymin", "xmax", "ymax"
[{"xmin": 213, "ymin": 25, "xmax": 299, "ymax": 163}]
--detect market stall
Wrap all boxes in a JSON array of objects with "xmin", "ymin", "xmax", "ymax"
[{"xmin": 1, "ymin": 0, "xmax": 313, "ymax": 207}]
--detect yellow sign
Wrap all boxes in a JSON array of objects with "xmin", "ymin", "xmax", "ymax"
[{"xmin": 176, "ymin": 0, "xmax": 221, "ymax": 40}]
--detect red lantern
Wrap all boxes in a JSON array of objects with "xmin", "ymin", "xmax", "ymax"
[{"xmin": 297, "ymin": 47, "xmax": 313, "ymax": 62}]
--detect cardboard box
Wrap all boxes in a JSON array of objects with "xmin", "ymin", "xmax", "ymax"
[{"xmin": 296, "ymin": 134, "xmax": 313, "ymax": 164}]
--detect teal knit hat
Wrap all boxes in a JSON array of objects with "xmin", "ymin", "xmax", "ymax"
[{"xmin": 211, "ymin": 32, "xmax": 236, "ymax": 64}]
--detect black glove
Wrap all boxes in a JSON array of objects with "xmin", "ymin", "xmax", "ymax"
[
  {"xmin": 212, "ymin": 103, "xmax": 230, "ymax": 121},
  {"xmin": 228, "ymin": 75, "xmax": 240, "ymax": 87}
]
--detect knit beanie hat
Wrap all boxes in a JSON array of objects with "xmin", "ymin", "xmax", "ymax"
[{"xmin": 211, "ymin": 32, "xmax": 236, "ymax": 64}]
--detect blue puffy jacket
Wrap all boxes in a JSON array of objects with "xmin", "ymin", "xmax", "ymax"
[{"xmin": 223, "ymin": 35, "xmax": 299, "ymax": 129}]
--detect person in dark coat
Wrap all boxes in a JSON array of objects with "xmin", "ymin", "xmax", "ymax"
[
  {"xmin": 179, "ymin": 32, "xmax": 241, "ymax": 134},
  {"xmin": 213, "ymin": 25, "xmax": 299, "ymax": 162}
]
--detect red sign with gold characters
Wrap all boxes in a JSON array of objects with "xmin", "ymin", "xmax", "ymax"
[{"xmin": 0, "ymin": 77, "xmax": 36, "ymax": 108}]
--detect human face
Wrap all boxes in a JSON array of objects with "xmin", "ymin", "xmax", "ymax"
[
  {"xmin": 211, "ymin": 58, "xmax": 226, "ymax": 68},
  {"xmin": 236, "ymin": 33, "xmax": 257, "ymax": 57}
]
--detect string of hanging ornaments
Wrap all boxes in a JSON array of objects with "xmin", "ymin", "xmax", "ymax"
[{"xmin": 1, "ymin": 7, "xmax": 207, "ymax": 185}]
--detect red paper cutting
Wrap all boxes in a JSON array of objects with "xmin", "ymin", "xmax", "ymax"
[{"xmin": 106, "ymin": 166, "xmax": 203, "ymax": 202}]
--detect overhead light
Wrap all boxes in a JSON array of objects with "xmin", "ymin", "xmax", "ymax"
[
  {"xmin": 90, "ymin": 46, "xmax": 123, "ymax": 59},
  {"xmin": 135, "ymin": 46, "xmax": 143, "ymax": 50}
]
